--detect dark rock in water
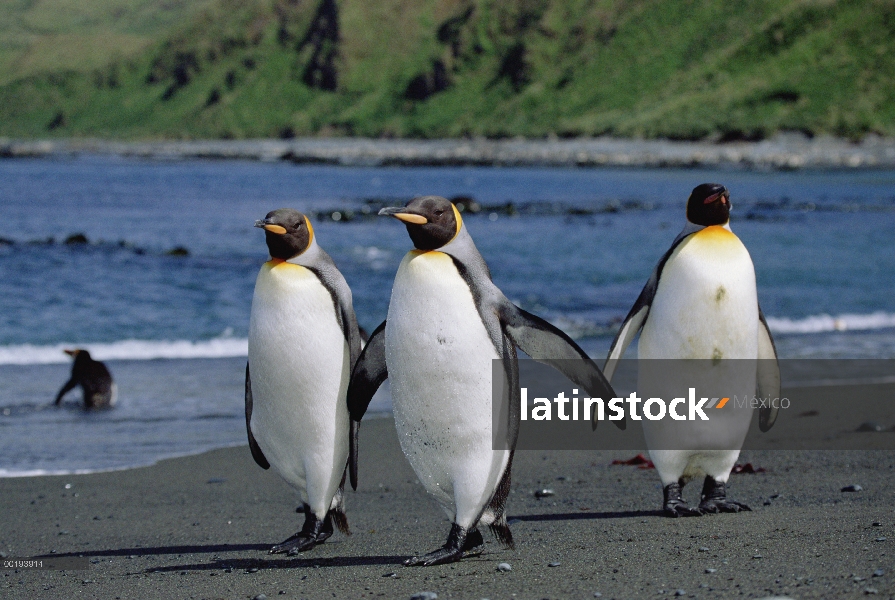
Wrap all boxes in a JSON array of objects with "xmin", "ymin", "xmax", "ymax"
[
  {"xmin": 166, "ymin": 246, "xmax": 190, "ymax": 256},
  {"xmin": 64, "ymin": 233, "xmax": 89, "ymax": 245},
  {"xmin": 841, "ymin": 484, "xmax": 863, "ymax": 492},
  {"xmin": 856, "ymin": 422, "xmax": 884, "ymax": 432}
]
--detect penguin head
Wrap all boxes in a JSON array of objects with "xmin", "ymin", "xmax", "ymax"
[
  {"xmin": 254, "ymin": 208, "xmax": 314, "ymax": 259},
  {"xmin": 64, "ymin": 349, "xmax": 91, "ymax": 364},
  {"xmin": 378, "ymin": 196, "xmax": 462, "ymax": 250},
  {"xmin": 686, "ymin": 183, "xmax": 731, "ymax": 226}
]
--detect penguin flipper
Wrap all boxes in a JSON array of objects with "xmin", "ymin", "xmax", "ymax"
[
  {"xmin": 346, "ymin": 320, "xmax": 389, "ymax": 490},
  {"xmin": 306, "ymin": 254, "xmax": 363, "ymax": 370},
  {"xmin": 500, "ymin": 304, "xmax": 621, "ymax": 430},
  {"xmin": 757, "ymin": 308, "xmax": 780, "ymax": 432},
  {"xmin": 604, "ymin": 229, "xmax": 695, "ymax": 381},
  {"xmin": 244, "ymin": 363, "xmax": 270, "ymax": 470},
  {"xmin": 54, "ymin": 378, "xmax": 77, "ymax": 405}
]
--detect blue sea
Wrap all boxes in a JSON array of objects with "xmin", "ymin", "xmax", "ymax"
[{"xmin": 1, "ymin": 155, "xmax": 894, "ymax": 475}]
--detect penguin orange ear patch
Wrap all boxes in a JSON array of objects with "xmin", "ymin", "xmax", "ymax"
[{"xmin": 263, "ymin": 224, "xmax": 288, "ymax": 235}]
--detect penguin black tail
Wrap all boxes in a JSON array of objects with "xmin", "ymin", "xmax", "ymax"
[
  {"xmin": 331, "ymin": 506, "xmax": 350, "ymax": 536},
  {"xmin": 329, "ymin": 469, "xmax": 351, "ymax": 536},
  {"xmin": 488, "ymin": 516, "xmax": 514, "ymax": 549}
]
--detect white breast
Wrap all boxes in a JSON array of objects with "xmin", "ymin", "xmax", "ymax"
[
  {"xmin": 248, "ymin": 260, "xmax": 349, "ymax": 512},
  {"xmin": 640, "ymin": 226, "xmax": 759, "ymax": 360},
  {"xmin": 385, "ymin": 251, "xmax": 508, "ymax": 525}
]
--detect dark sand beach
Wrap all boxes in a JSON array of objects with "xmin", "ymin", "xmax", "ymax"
[{"xmin": 2, "ymin": 390, "xmax": 894, "ymax": 600}]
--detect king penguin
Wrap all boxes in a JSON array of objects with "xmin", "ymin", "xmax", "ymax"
[
  {"xmin": 54, "ymin": 349, "xmax": 116, "ymax": 409},
  {"xmin": 347, "ymin": 196, "xmax": 618, "ymax": 566},
  {"xmin": 247, "ymin": 208, "xmax": 362, "ymax": 553},
  {"xmin": 603, "ymin": 183, "xmax": 780, "ymax": 517}
]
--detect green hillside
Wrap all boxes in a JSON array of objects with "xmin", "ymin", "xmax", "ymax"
[{"xmin": 1, "ymin": 0, "xmax": 894, "ymax": 140}]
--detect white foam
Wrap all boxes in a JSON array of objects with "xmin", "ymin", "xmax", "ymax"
[
  {"xmin": 0, "ymin": 338, "xmax": 248, "ymax": 365},
  {"xmin": 765, "ymin": 311, "xmax": 895, "ymax": 334}
]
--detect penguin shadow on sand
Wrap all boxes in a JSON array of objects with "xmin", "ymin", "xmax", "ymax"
[
  {"xmin": 54, "ymin": 349, "xmax": 117, "ymax": 410},
  {"xmin": 38, "ymin": 544, "xmax": 406, "ymax": 573}
]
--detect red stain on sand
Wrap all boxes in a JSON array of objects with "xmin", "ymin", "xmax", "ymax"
[
  {"xmin": 611, "ymin": 454, "xmax": 655, "ymax": 469},
  {"xmin": 731, "ymin": 463, "xmax": 766, "ymax": 474}
]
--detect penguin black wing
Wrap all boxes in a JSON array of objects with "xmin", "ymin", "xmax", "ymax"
[
  {"xmin": 757, "ymin": 308, "xmax": 781, "ymax": 432},
  {"xmin": 305, "ymin": 251, "xmax": 363, "ymax": 370},
  {"xmin": 244, "ymin": 363, "xmax": 270, "ymax": 470},
  {"xmin": 346, "ymin": 320, "xmax": 388, "ymax": 489},
  {"xmin": 499, "ymin": 303, "xmax": 623, "ymax": 431},
  {"xmin": 54, "ymin": 377, "xmax": 77, "ymax": 405},
  {"xmin": 604, "ymin": 229, "xmax": 695, "ymax": 381}
]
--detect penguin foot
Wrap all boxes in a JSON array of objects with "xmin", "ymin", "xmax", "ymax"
[
  {"xmin": 270, "ymin": 505, "xmax": 331, "ymax": 555},
  {"xmin": 403, "ymin": 523, "xmax": 473, "ymax": 567},
  {"xmin": 663, "ymin": 482, "xmax": 703, "ymax": 518},
  {"xmin": 698, "ymin": 477, "xmax": 751, "ymax": 513}
]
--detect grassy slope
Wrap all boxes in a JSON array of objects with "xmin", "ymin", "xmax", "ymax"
[{"xmin": 1, "ymin": 0, "xmax": 894, "ymax": 140}]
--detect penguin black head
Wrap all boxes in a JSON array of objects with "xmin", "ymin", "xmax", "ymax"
[
  {"xmin": 65, "ymin": 348, "xmax": 90, "ymax": 363},
  {"xmin": 686, "ymin": 183, "xmax": 731, "ymax": 226},
  {"xmin": 254, "ymin": 208, "xmax": 314, "ymax": 259},
  {"xmin": 378, "ymin": 196, "xmax": 461, "ymax": 250}
]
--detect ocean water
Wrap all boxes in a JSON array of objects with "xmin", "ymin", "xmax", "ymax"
[{"xmin": 1, "ymin": 155, "xmax": 894, "ymax": 475}]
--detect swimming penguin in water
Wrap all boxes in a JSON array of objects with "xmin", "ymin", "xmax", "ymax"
[
  {"xmin": 348, "ymin": 196, "xmax": 618, "ymax": 566},
  {"xmin": 247, "ymin": 208, "xmax": 362, "ymax": 554},
  {"xmin": 54, "ymin": 349, "xmax": 117, "ymax": 409},
  {"xmin": 604, "ymin": 183, "xmax": 780, "ymax": 517}
]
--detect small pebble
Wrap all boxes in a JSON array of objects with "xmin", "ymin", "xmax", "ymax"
[
  {"xmin": 548, "ymin": 561, "xmax": 561, "ymax": 567},
  {"xmin": 0, "ymin": 551, "xmax": 7, "ymax": 558},
  {"xmin": 752, "ymin": 554, "xmax": 763, "ymax": 559},
  {"xmin": 842, "ymin": 485, "xmax": 863, "ymax": 492},
  {"xmin": 594, "ymin": 594, "xmax": 602, "ymax": 598},
  {"xmin": 497, "ymin": 562, "xmax": 512, "ymax": 572},
  {"xmin": 856, "ymin": 422, "xmax": 883, "ymax": 432},
  {"xmin": 698, "ymin": 546, "xmax": 709, "ymax": 552},
  {"xmin": 864, "ymin": 587, "xmax": 878, "ymax": 595},
  {"xmin": 534, "ymin": 489, "xmax": 555, "ymax": 498},
  {"xmin": 253, "ymin": 595, "xmax": 268, "ymax": 600},
  {"xmin": 872, "ymin": 522, "xmax": 882, "ymax": 526},
  {"xmin": 874, "ymin": 537, "xmax": 886, "ymax": 542},
  {"xmin": 674, "ymin": 590, "xmax": 686, "ymax": 596},
  {"xmin": 247, "ymin": 567, "xmax": 259, "ymax": 573},
  {"xmin": 382, "ymin": 572, "xmax": 397, "ymax": 578},
  {"xmin": 872, "ymin": 569, "xmax": 884, "ymax": 577},
  {"xmin": 705, "ymin": 568, "xmax": 717, "ymax": 573},
  {"xmin": 410, "ymin": 593, "xmax": 437, "ymax": 600}
]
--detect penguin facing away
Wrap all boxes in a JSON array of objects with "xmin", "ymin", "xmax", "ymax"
[
  {"xmin": 247, "ymin": 208, "xmax": 362, "ymax": 554},
  {"xmin": 604, "ymin": 183, "xmax": 780, "ymax": 517},
  {"xmin": 348, "ymin": 196, "xmax": 619, "ymax": 566},
  {"xmin": 54, "ymin": 349, "xmax": 117, "ymax": 409}
]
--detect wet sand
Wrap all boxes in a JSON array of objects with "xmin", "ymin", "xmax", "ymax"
[{"xmin": 1, "ymin": 411, "xmax": 893, "ymax": 599}]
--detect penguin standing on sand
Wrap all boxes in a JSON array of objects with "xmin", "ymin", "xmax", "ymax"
[
  {"xmin": 247, "ymin": 208, "xmax": 362, "ymax": 554},
  {"xmin": 54, "ymin": 349, "xmax": 117, "ymax": 408},
  {"xmin": 348, "ymin": 196, "xmax": 617, "ymax": 566},
  {"xmin": 604, "ymin": 183, "xmax": 780, "ymax": 517}
]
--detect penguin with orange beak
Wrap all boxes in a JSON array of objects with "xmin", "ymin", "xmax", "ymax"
[
  {"xmin": 247, "ymin": 208, "xmax": 362, "ymax": 554},
  {"xmin": 603, "ymin": 184, "xmax": 780, "ymax": 517},
  {"xmin": 55, "ymin": 349, "xmax": 116, "ymax": 408},
  {"xmin": 348, "ymin": 196, "xmax": 617, "ymax": 566}
]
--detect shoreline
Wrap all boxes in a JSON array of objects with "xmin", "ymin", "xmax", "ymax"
[
  {"xmin": 3, "ymin": 133, "xmax": 895, "ymax": 169},
  {"xmin": 2, "ymin": 416, "xmax": 894, "ymax": 599}
]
